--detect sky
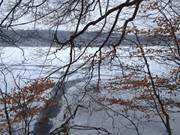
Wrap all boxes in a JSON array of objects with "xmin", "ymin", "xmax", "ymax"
[
  {"xmin": 0, "ymin": 0, "xmax": 148, "ymax": 30},
  {"xmin": 0, "ymin": 0, "xmax": 179, "ymax": 32}
]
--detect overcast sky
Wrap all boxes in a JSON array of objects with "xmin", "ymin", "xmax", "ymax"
[{"xmin": 0, "ymin": 0, "xmax": 179, "ymax": 31}]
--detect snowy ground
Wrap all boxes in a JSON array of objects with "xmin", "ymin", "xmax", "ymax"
[{"xmin": 0, "ymin": 46, "xmax": 179, "ymax": 135}]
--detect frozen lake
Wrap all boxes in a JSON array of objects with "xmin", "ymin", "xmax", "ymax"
[{"xmin": 0, "ymin": 46, "xmax": 177, "ymax": 91}]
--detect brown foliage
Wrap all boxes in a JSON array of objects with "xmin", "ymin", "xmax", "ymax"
[{"xmin": 0, "ymin": 79, "xmax": 55, "ymax": 132}]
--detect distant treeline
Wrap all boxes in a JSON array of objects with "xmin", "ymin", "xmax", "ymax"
[{"xmin": 0, "ymin": 30, "xmax": 172, "ymax": 47}]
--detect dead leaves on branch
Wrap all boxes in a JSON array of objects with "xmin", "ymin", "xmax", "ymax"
[
  {"xmin": 106, "ymin": 73, "xmax": 177, "ymax": 91},
  {"xmin": 0, "ymin": 79, "xmax": 55, "ymax": 132},
  {"xmin": 100, "ymin": 71, "xmax": 179, "ymax": 114}
]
